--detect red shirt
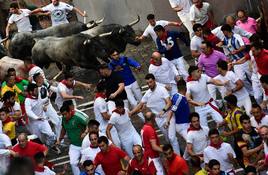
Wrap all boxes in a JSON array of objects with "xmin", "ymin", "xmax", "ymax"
[
  {"xmin": 165, "ymin": 154, "xmax": 189, "ymax": 175},
  {"xmin": 12, "ymin": 141, "xmax": 47, "ymax": 162},
  {"xmin": 251, "ymin": 49, "xmax": 268, "ymax": 75},
  {"xmin": 141, "ymin": 123, "xmax": 160, "ymax": 158},
  {"xmin": 94, "ymin": 145, "xmax": 127, "ymax": 175},
  {"xmin": 128, "ymin": 155, "xmax": 157, "ymax": 175}
]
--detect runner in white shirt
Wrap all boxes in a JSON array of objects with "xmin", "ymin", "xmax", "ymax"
[
  {"xmin": 136, "ymin": 14, "xmax": 181, "ymax": 44},
  {"xmin": 130, "ymin": 74, "xmax": 181, "ymax": 155},
  {"xmin": 80, "ymin": 132, "xmax": 105, "ymax": 175},
  {"xmin": 92, "ymin": 83, "xmax": 121, "ymax": 148},
  {"xmin": 32, "ymin": 0, "xmax": 86, "ymax": 26},
  {"xmin": 149, "ymin": 52, "xmax": 180, "ymax": 96},
  {"xmin": 191, "ymin": 23, "xmax": 204, "ymax": 63},
  {"xmin": 168, "ymin": 0, "xmax": 194, "ymax": 38},
  {"xmin": 186, "ymin": 66, "xmax": 227, "ymax": 126},
  {"xmin": 250, "ymin": 104, "xmax": 268, "ymax": 129},
  {"xmin": 204, "ymin": 129, "xmax": 236, "ymax": 173},
  {"xmin": 106, "ymin": 100, "xmax": 141, "ymax": 157},
  {"xmin": 186, "ymin": 112, "xmax": 209, "ymax": 160},
  {"xmin": 6, "ymin": 3, "xmax": 32, "ymax": 37},
  {"xmin": 189, "ymin": 0, "xmax": 212, "ymax": 26},
  {"xmin": 215, "ymin": 60, "xmax": 252, "ymax": 115},
  {"xmin": 0, "ymin": 133, "xmax": 16, "ymax": 175},
  {"xmin": 55, "ymin": 72, "xmax": 91, "ymax": 110}
]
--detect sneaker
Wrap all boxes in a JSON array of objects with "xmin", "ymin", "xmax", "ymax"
[{"xmin": 51, "ymin": 145, "xmax": 61, "ymax": 155}]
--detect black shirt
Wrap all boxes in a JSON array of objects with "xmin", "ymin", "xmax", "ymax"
[{"xmin": 103, "ymin": 71, "xmax": 127, "ymax": 101}]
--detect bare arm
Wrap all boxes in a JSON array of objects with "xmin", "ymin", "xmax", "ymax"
[
  {"xmin": 60, "ymin": 91, "xmax": 83, "ymax": 100},
  {"xmin": 186, "ymin": 143, "xmax": 196, "ymax": 157},
  {"xmin": 209, "ymin": 78, "xmax": 228, "ymax": 86},
  {"xmin": 241, "ymin": 144, "xmax": 263, "ymax": 157},
  {"xmin": 191, "ymin": 50, "xmax": 201, "ymax": 58},
  {"xmin": 150, "ymin": 139, "xmax": 163, "ymax": 153},
  {"xmin": 30, "ymin": 8, "xmax": 44, "ymax": 14},
  {"xmin": 101, "ymin": 112, "xmax": 110, "ymax": 121},
  {"xmin": 186, "ymin": 93, "xmax": 205, "ymax": 106},
  {"xmin": 75, "ymin": 80, "xmax": 91, "ymax": 89},
  {"xmin": 110, "ymin": 83, "xmax": 125, "ymax": 99},
  {"xmin": 232, "ymin": 80, "xmax": 244, "ymax": 93},
  {"xmin": 167, "ymin": 21, "xmax": 182, "ymax": 27},
  {"xmin": 57, "ymin": 127, "xmax": 66, "ymax": 144},
  {"xmin": 73, "ymin": 7, "xmax": 86, "ymax": 17},
  {"xmin": 5, "ymin": 23, "xmax": 11, "ymax": 37},
  {"xmin": 171, "ymin": 5, "xmax": 183, "ymax": 12},
  {"xmin": 129, "ymin": 102, "xmax": 145, "ymax": 116},
  {"xmin": 106, "ymin": 124, "xmax": 114, "ymax": 144}
]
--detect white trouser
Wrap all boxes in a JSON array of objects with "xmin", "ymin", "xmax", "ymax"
[
  {"xmin": 28, "ymin": 119, "xmax": 56, "ymax": 146},
  {"xmin": 151, "ymin": 157, "xmax": 164, "ymax": 175},
  {"xmin": 120, "ymin": 131, "xmax": 142, "ymax": 158},
  {"xmin": 107, "ymin": 100, "xmax": 129, "ymax": 115},
  {"xmin": 45, "ymin": 103, "xmax": 62, "ymax": 139},
  {"xmin": 171, "ymin": 57, "xmax": 189, "ymax": 80},
  {"xmin": 237, "ymin": 95, "xmax": 252, "ymax": 116},
  {"xmin": 155, "ymin": 114, "xmax": 180, "ymax": 155},
  {"xmin": 176, "ymin": 123, "xmax": 189, "ymax": 140},
  {"xmin": 207, "ymin": 84, "xmax": 225, "ymax": 100},
  {"xmin": 106, "ymin": 127, "xmax": 121, "ymax": 149},
  {"xmin": 233, "ymin": 61, "xmax": 253, "ymax": 96},
  {"xmin": 69, "ymin": 144, "xmax": 81, "ymax": 175},
  {"xmin": 125, "ymin": 81, "xmax": 144, "ymax": 122},
  {"xmin": 195, "ymin": 102, "xmax": 223, "ymax": 126},
  {"xmin": 251, "ymin": 72, "xmax": 264, "ymax": 103},
  {"xmin": 177, "ymin": 12, "xmax": 194, "ymax": 38}
]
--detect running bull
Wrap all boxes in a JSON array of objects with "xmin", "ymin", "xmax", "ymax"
[
  {"xmin": 31, "ymin": 16, "xmax": 141, "ymax": 69},
  {"xmin": 8, "ymin": 18, "xmax": 104, "ymax": 59}
]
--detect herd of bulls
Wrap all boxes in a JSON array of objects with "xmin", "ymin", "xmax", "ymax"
[{"xmin": 2, "ymin": 16, "xmax": 141, "ymax": 70}]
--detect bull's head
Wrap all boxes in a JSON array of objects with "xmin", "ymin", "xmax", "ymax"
[{"xmin": 98, "ymin": 16, "xmax": 141, "ymax": 46}]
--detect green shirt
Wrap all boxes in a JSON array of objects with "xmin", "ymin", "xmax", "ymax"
[
  {"xmin": 2, "ymin": 79, "xmax": 29, "ymax": 103},
  {"xmin": 62, "ymin": 111, "xmax": 89, "ymax": 146}
]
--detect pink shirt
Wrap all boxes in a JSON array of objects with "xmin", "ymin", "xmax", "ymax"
[
  {"xmin": 198, "ymin": 50, "xmax": 227, "ymax": 78},
  {"xmin": 236, "ymin": 17, "xmax": 257, "ymax": 44}
]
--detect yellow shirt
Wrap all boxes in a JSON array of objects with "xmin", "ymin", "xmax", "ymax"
[
  {"xmin": 3, "ymin": 121, "xmax": 16, "ymax": 140},
  {"xmin": 225, "ymin": 107, "xmax": 243, "ymax": 131},
  {"xmin": 1, "ymin": 85, "xmax": 22, "ymax": 103},
  {"xmin": 195, "ymin": 168, "xmax": 208, "ymax": 175}
]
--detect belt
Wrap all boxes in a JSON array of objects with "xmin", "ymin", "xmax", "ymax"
[{"xmin": 205, "ymin": 98, "xmax": 224, "ymax": 116}]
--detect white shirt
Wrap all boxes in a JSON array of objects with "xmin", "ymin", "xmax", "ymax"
[
  {"xmin": 214, "ymin": 71, "xmax": 249, "ymax": 101},
  {"xmin": 8, "ymin": 9, "xmax": 32, "ymax": 32},
  {"xmin": 250, "ymin": 115, "xmax": 268, "ymax": 129},
  {"xmin": 186, "ymin": 74, "xmax": 212, "ymax": 103},
  {"xmin": 189, "ymin": 2, "xmax": 210, "ymax": 25},
  {"xmin": 0, "ymin": 133, "xmax": 12, "ymax": 175},
  {"xmin": 35, "ymin": 166, "xmax": 56, "ymax": 175},
  {"xmin": 80, "ymin": 146, "xmax": 105, "ymax": 175},
  {"xmin": 190, "ymin": 35, "xmax": 203, "ymax": 52},
  {"xmin": 212, "ymin": 25, "xmax": 253, "ymax": 41},
  {"xmin": 204, "ymin": 142, "xmax": 236, "ymax": 172},
  {"xmin": 94, "ymin": 97, "xmax": 109, "ymax": 133},
  {"xmin": 168, "ymin": 0, "xmax": 191, "ymax": 16},
  {"xmin": 109, "ymin": 108, "xmax": 138, "ymax": 141},
  {"xmin": 42, "ymin": 2, "xmax": 73, "ymax": 26},
  {"xmin": 81, "ymin": 132, "xmax": 111, "ymax": 150},
  {"xmin": 186, "ymin": 126, "xmax": 209, "ymax": 155},
  {"xmin": 149, "ymin": 57, "xmax": 179, "ymax": 85},
  {"xmin": 141, "ymin": 85, "xmax": 170, "ymax": 115},
  {"xmin": 55, "ymin": 81, "xmax": 75, "ymax": 110},
  {"xmin": 143, "ymin": 20, "xmax": 169, "ymax": 44},
  {"xmin": 25, "ymin": 97, "xmax": 45, "ymax": 120},
  {"xmin": 264, "ymin": 141, "xmax": 268, "ymax": 155}
]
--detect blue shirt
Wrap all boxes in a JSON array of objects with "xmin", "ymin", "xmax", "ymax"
[
  {"xmin": 108, "ymin": 56, "xmax": 140, "ymax": 86},
  {"xmin": 171, "ymin": 93, "xmax": 190, "ymax": 124},
  {"xmin": 156, "ymin": 31, "xmax": 189, "ymax": 61}
]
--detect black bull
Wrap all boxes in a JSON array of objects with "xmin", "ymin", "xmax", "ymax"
[
  {"xmin": 31, "ymin": 18, "xmax": 141, "ymax": 69},
  {"xmin": 8, "ymin": 19, "xmax": 104, "ymax": 59}
]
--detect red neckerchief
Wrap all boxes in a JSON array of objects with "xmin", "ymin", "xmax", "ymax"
[
  {"xmin": 35, "ymin": 165, "xmax": 45, "ymax": 172},
  {"xmin": 61, "ymin": 80, "xmax": 74, "ymax": 89},
  {"xmin": 95, "ymin": 92, "xmax": 106, "ymax": 99},
  {"xmin": 27, "ymin": 64, "xmax": 36, "ymax": 71},
  {"xmin": 159, "ymin": 31, "xmax": 168, "ymax": 41},
  {"xmin": 15, "ymin": 76, "xmax": 24, "ymax": 83},
  {"xmin": 196, "ymin": 3, "xmax": 203, "ymax": 9},
  {"xmin": 265, "ymin": 89, "xmax": 268, "ymax": 96},
  {"xmin": 112, "ymin": 108, "xmax": 125, "ymax": 115},
  {"xmin": 26, "ymin": 94, "xmax": 37, "ymax": 99},
  {"xmin": 2, "ymin": 116, "xmax": 12, "ymax": 124},
  {"xmin": 187, "ymin": 124, "xmax": 202, "ymax": 132},
  {"xmin": 255, "ymin": 113, "xmax": 266, "ymax": 124},
  {"xmin": 65, "ymin": 110, "xmax": 75, "ymax": 122},
  {"xmin": 187, "ymin": 76, "xmax": 196, "ymax": 82},
  {"xmin": 210, "ymin": 139, "xmax": 223, "ymax": 149},
  {"xmin": 90, "ymin": 144, "xmax": 98, "ymax": 149},
  {"xmin": 150, "ymin": 59, "xmax": 161, "ymax": 66}
]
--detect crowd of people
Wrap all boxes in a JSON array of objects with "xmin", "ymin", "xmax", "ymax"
[{"xmin": 1, "ymin": 0, "xmax": 268, "ymax": 175}]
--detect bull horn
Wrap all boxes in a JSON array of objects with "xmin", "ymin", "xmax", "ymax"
[
  {"xmin": 98, "ymin": 31, "xmax": 112, "ymax": 37},
  {"xmin": 128, "ymin": 15, "xmax": 140, "ymax": 26},
  {"xmin": 83, "ymin": 39, "xmax": 91, "ymax": 45},
  {"xmin": 86, "ymin": 22, "xmax": 95, "ymax": 29},
  {"xmin": 96, "ymin": 17, "xmax": 105, "ymax": 25}
]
